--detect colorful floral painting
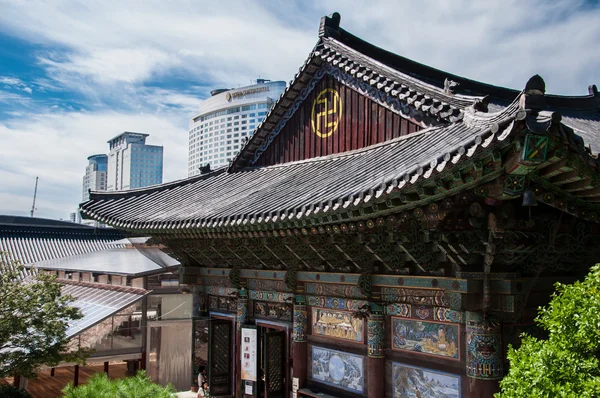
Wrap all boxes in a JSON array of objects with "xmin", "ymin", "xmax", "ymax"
[
  {"xmin": 392, "ymin": 362, "xmax": 461, "ymax": 398},
  {"xmin": 312, "ymin": 308, "xmax": 364, "ymax": 343},
  {"xmin": 392, "ymin": 318, "xmax": 459, "ymax": 359},
  {"xmin": 311, "ymin": 346, "xmax": 364, "ymax": 393}
]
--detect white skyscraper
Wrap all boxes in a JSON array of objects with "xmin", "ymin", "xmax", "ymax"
[
  {"xmin": 188, "ymin": 79, "xmax": 286, "ymax": 176},
  {"xmin": 107, "ymin": 132, "xmax": 163, "ymax": 191},
  {"xmin": 82, "ymin": 154, "xmax": 108, "ymax": 201}
]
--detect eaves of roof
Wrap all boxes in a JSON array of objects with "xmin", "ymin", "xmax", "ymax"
[{"xmin": 80, "ymin": 104, "xmax": 521, "ymax": 232}]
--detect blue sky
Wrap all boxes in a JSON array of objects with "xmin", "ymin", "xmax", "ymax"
[{"xmin": 0, "ymin": 0, "xmax": 599, "ymax": 220}]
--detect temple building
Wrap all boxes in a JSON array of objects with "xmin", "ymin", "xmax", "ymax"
[{"xmin": 80, "ymin": 13, "xmax": 600, "ymax": 398}]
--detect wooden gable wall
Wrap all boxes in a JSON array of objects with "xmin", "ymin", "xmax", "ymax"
[{"xmin": 253, "ymin": 74, "xmax": 423, "ymax": 167}]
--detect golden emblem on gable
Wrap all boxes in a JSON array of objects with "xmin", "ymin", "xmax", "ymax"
[{"xmin": 311, "ymin": 88, "xmax": 342, "ymax": 138}]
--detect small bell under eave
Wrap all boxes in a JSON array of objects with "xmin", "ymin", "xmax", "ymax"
[{"xmin": 522, "ymin": 189, "xmax": 538, "ymax": 207}]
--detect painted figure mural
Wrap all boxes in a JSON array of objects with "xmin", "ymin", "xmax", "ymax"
[
  {"xmin": 392, "ymin": 362, "xmax": 461, "ymax": 398},
  {"xmin": 311, "ymin": 346, "xmax": 364, "ymax": 393},
  {"xmin": 392, "ymin": 318, "xmax": 459, "ymax": 359},
  {"xmin": 312, "ymin": 308, "xmax": 364, "ymax": 343}
]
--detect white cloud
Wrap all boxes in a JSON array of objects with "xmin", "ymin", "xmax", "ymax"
[
  {"xmin": 0, "ymin": 76, "xmax": 33, "ymax": 94},
  {"xmin": 0, "ymin": 77, "xmax": 24, "ymax": 86},
  {"xmin": 0, "ymin": 1, "xmax": 314, "ymax": 91},
  {"xmin": 0, "ymin": 110, "xmax": 188, "ymax": 219}
]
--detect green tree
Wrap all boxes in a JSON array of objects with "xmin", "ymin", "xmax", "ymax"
[
  {"xmin": 62, "ymin": 370, "xmax": 175, "ymax": 398},
  {"xmin": 497, "ymin": 264, "xmax": 600, "ymax": 397},
  {"xmin": 0, "ymin": 259, "xmax": 84, "ymax": 379}
]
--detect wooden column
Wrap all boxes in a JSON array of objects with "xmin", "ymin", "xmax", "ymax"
[
  {"xmin": 50, "ymin": 368, "xmax": 55, "ymax": 377},
  {"xmin": 104, "ymin": 361, "xmax": 109, "ymax": 375},
  {"xmin": 191, "ymin": 285, "xmax": 204, "ymax": 385},
  {"xmin": 236, "ymin": 288, "xmax": 249, "ymax": 398},
  {"xmin": 73, "ymin": 365, "xmax": 80, "ymax": 387},
  {"xmin": 292, "ymin": 293, "xmax": 308, "ymax": 389},
  {"xmin": 367, "ymin": 303, "xmax": 385, "ymax": 398},
  {"xmin": 140, "ymin": 276, "xmax": 148, "ymax": 371},
  {"xmin": 465, "ymin": 311, "xmax": 502, "ymax": 397}
]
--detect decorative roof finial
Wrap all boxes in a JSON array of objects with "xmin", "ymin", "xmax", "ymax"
[
  {"xmin": 444, "ymin": 78, "xmax": 459, "ymax": 95},
  {"xmin": 520, "ymin": 75, "xmax": 547, "ymax": 112},
  {"xmin": 524, "ymin": 74, "xmax": 545, "ymax": 95},
  {"xmin": 319, "ymin": 12, "xmax": 341, "ymax": 38},
  {"xmin": 199, "ymin": 163, "xmax": 211, "ymax": 174}
]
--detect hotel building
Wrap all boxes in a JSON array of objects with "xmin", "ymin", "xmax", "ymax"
[{"xmin": 188, "ymin": 79, "xmax": 286, "ymax": 176}]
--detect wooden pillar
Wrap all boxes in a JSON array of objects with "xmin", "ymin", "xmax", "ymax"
[
  {"xmin": 236, "ymin": 288, "xmax": 249, "ymax": 398},
  {"xmin": 465, "ymin": 311, "xmax": 502, "ymax": 397},
  {"xmin": 192, "ymin": 285, "xmax": 206, "ymax": 318},
  {"xmin": 292, "ymin": 294, "xmax": 308, "ymax": 390},
  {"xmin": 367, "ymin": 303, "xmax": 385, "ymax": 398},
  {"xmin": 140, "ymin": 352, "xmax": 146, "ymax": 371},
  {"xmin": 104, "ymin": 361, "xmax": 109, "ymax": 375},
  {"xmin": 50, "ymin": 368, "xmax": 55, "ymax": 377},
  {"xmin": 140, "ymin": 276, "xmax": 148, "ymax": 372},
  {"xmin": 126, "ymin": 360, "xmax": 139, "ymax": 376},
  {"xmin": 73, "ymin": 365, "xmax": 80, "ymax": 387}
]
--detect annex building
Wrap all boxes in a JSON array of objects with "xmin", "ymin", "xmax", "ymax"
[{"xmin": 81, "ymin": 13, "xmax": 600, "ymax": 398}]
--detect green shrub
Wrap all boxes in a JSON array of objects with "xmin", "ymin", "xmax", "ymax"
[
  {"xmin": 497, "ymin": 264, "xmax": 600, "ymax": 397},
  {"xmin": 62, "ymin": 370, "xmax": 175, "ymax": 398}
]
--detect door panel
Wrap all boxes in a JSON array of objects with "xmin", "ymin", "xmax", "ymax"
[
  {"xmin": 263, "ymin": 330, "xmax": 285, "ymax": 398},
  {"xmin": 208, "ymin": 319, "xmax": 232, "ymax": 396}
]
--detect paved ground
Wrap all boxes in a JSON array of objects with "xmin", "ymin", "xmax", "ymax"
[{"xmin": 177, "ymin": 390, "xmax": 199, "ymax": 397}]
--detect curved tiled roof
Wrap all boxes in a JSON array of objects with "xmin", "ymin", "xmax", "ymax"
[
  {"xmin": 81, "ymin": 106, "xmax": 519, "ymax": 231},
  {"xmin": 81, "ymin": 13, "xmax": 600, "ymax": 232},
  {"xmin": 229, "ymin": 13, "xmax": 599, "ymax": 171}
]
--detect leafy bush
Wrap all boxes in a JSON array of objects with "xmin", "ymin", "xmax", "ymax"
[
  {"xmin": 0, "ymin": 260, "xmax": 84, "ymax": 378},
  {"xmin": 0, "ymin": 384, "xmax": 34, "ymax": 398},
  {"xmin": 62, "ymin": 370, "xmax": 175, "ymax": 398},
  {"xmin": 497, "ymin": 264, "xmax": 600, "ymax": 397}
]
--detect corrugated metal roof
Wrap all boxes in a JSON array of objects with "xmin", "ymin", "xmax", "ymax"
[
  {"xmin": 61, "ymin": 280, "xmax": 148, "ymax": 338},
  {"xmin": 0, "ymin": 216, "xmax": 125, "ymax": 266},
  {"xmin": 0, "ymin": 235, "xmax": 123, "ymax": 265},
  {"xmin": 30, "ymin": 247, "xmax": 179, "ymax": 277}
]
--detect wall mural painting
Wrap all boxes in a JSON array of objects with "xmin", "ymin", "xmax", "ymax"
[
  {"xmin": 307, "ymin": 295, "xmax": 368, "ymax": 310},
  {"xmin": 392, "ymin": 318, "xmax": 459, "ymax": 360},
  {"xmin": 311, "ymin": 346, "xmax": 364, "ymax": 393},
  {"xmin": 208, "ymin": 295, "xmax": 237, "ymax": 313},
  {"xmin": 254, "ymin": 301, "xmax": 292, "ymax": 322},
  {"xmin": 311, "ymin": 308, "xmax": 364, "ymax": 343},
  {"xmin": 392, "ymin": 362, "xmax": 461, "ymax": 398},
  {"xmin": 305, "ymin": 282, "xmax": 366, "ymax": 298}
]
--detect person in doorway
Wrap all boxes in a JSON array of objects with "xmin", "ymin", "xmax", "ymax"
[{"xmin": 197, "ymin": 366, "xmax": 206, "ymax": 397}]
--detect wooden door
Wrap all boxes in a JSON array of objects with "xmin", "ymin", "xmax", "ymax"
[
  {"xmin": 263, "ymin": 330, "xmax": 285, "ymax": 398},
  {"xmin": 208, "ymin": 319, "xmax": 233, "ymax": 396}
]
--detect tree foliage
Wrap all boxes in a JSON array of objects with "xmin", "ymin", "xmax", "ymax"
[
  {"xmin": 0, "ymin": 259, "xmax": 84, "ymax": 378},
  {"xmin": 62, "ymin": 371, "xmax": 175, "ymax": 398},
  {"xmin": 0, "ymin": 384, "xmax": 33, "ymax": 398},
  {"xmin": 497, "ymin": 264, "xmax": 600, "ymax": 397}
]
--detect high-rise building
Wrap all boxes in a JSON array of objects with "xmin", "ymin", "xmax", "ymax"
[
  {"xmin": 107, "ymin": 132, "xmax": 163, "ymax": 191},
  {"xmin": 188, "ymin": 79, "xmax": 286, "ymax": 176},
  {"xmin": 82, "ymin": 154, "xmax": 107, "ymax": 201}
]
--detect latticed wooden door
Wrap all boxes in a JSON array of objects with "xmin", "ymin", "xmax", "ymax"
[
  {"xmin": 263, "ymin": 330, "xmax": 285, "ymax": 398},
  {"xmin": 208, "ymin": 319, "xmax": 232, "ymax": 396}
]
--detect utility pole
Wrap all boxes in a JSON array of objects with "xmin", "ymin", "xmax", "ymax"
[{"xmin": 30, "ymin": 177, "xmax": 38, "ymax": 217}]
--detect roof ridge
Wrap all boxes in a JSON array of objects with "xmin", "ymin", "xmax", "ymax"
[{"xmin": 320, "ymin": 13, "xmax": 599, "ymax": 110}]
